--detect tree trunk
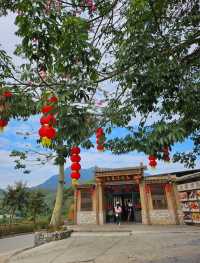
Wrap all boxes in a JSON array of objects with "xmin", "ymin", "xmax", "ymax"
[
  {"xmin": 9, "ymin": 208, "xmax": 15, "ymax": 225},
  {"xmin": 33, "ymin": 210, "xmax": 36, "ymax": 226},
  {"xmin": 49, "ymin": 164, "xmax": 65, "ymax": 227}
]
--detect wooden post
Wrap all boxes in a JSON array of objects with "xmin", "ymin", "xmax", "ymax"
[
  {"xmin": 74, "ymin": 188, "xmax": 78, "ymax": 224},
  {"xmin": 165, "ymin": 183, "xmax": 179, "ymax": 224},
  {"xmin": 96, "ymin": 182, "xmax": 100, "ymax": 225},
  {"xmin": 139, "ymin": 180, "xmax": 151, "ymax": 224},
  {"xmin": 173, "ymin": 183, "xmax": 184, "ymax": 224},
  {"xmin": 97, "ymin": 179, "xmax": 104, "ymax": 225}
]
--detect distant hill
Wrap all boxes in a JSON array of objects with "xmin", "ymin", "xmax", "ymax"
[
  {"xmin": 0, "ymin": 189, "xmax": 4, "ymax": 199},
  {"xmin": 33, "ymin": 167, "xmax": 95, "ymax": 191},
  {"xmin": 0, "ymin": 189, "xmax": 5, "ymax": 208},
  {"xmin": 33, "ymin": 167, "xmax": 151, "ymax": 191}
]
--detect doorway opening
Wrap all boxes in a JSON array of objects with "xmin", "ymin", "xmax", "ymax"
[{"xmin": 105, "ymin": 184, "xmax": 142, "ymax": 223}]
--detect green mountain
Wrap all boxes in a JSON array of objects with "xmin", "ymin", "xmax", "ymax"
[
  {"xmin": 0, "ymin": 189, "xmax": 4, "ymax": 200},
  {"xmin": 33, "ymin": 167, "xmax": 95, "ymax": 191}
]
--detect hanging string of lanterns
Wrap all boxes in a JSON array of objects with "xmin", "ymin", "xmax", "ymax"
[
  {"xmin": 70, "ymin": 146, "xmax": 81, "ymax": 186},
  {"xmin": 163, "ymin": 146, "xmax": 170, "ymax": 162},
  {"xmin": 148, "ymin": 145, "xmax": 171, "ymax": 168},
  {"xmin": 85, "ymin": 0, "xmax": 96, "ymax": 13},
  {"xmin": 148, "ymin": 155, "xmax": 157, "ymax": 169},
  {"xmin": 44, "ymin": 0, "xmax": 62, "ymax": 14},
  {"xmin": 96, "ymin": 127, "xmax": 105, "ymax": 152},
  {"xmin": 0, "ymin": 88, "xmax": 13, "ymax": 133},
  {"xmin": 38, "ymin": 95, "xmax": 57, "ymax": 147}
]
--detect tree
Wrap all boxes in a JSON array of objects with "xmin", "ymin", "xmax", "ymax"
[
  {"xmin": 0, "ymin": 0, "xmax": 115, "ymax": 227},
  {"xmin": 2, "ymin": 182, "xmax": 29, "ymax": 224},
  {"xmin": 28, "ymin": 190, "xmax": 47, "ymax": 225},
  {"xmin": 105, "ymin": 0, "xmax": 200, "ymax": 167},
  {"xmin": 1, "ymin": 0, "xmax": 199, "ymax": 227}
]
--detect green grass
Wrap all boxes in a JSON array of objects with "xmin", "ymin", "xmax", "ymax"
[
  {"xmin": 0, "ymin": 221, "xmax": 49, "ymax": 237},
  {"xmin": 0, "ymin": 188, "xmax": 74, "ymax": 226}
]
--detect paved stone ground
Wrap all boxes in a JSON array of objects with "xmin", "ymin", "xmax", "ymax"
[
  {"xmin": 0, "ymin": 234, "xmax": 34, "ymax": 254},
  {"xmin": 4, "ymin": 225, "xmax": 200, "ymax": 263},
  {"xmin": 0, "ymin": 234, "xmax": 34, "ymax": 263}
]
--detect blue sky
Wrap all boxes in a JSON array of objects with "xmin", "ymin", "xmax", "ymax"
[{"xmin": 0, "ymin": 14, "xmax": 199, "ymax": 189}]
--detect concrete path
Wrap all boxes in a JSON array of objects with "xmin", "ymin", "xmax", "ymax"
[
  {"xmin": 6, "ymin": 226, "xmax": 200, "ymax": 263},
  {"xmin": 0, "ymin": 234, "xmax": 34, "ymax": 254},
  {"xmin": 0, "ymin": 234, "xmax": 34, "ymax": 263}
]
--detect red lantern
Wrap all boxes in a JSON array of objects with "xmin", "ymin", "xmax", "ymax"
[
  {"xmin": 45, "ymin": 126, "xmax": 56, "ymax": 139},
  {"xmin": 97, "ymin": 145, "xmax": 104, "ymax": 151},
  {"xmin": 0, "ymin": 119, "xmax": 8, "ymax": 132},
  {"xmin": 148, "ymin": 155, "xmax": 157, "ymax": 168},
  {"xmin": 71, "ymin": 172, "xmax": 80, "ymax": 180},
  {"xmin": 96, "ymin": 127, "xmax": 103, "ymax": 136},
  {"xmin": 0, "ymin": 119, "xmax": 8, "ymax": 127},
  {"xmin": 48, "ymin": 96, "xmax": 58, "ymax": 103},
  {"xmin": 71, "ymin": 162, "xmax": 81, "ymax": 171},
  {"xmin": 38, "ymin": 126, "xmax": 47, "ymax": 137},
  {"xmin": 71, "ymin": 146, "xmax": 80, "ymax": 155},
  {"xmin": 3, "ymin": 91, "xmax": 12, "ymax": 97},
  {"xmin": 41, "ymin": 105, "xmax": 54, "ymax": 113},
  {"xmin": 39, "ymin": 125, "xmax": 56, "ymax": 139},
  {"xmin": 70, "ymin": 155, "xmax": 81, "ymax": 162},
  {"xmin": 40, "ymin": 115, "xmax": 56, "ymax": 125}
]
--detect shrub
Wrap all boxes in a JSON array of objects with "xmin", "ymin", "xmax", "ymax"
[{"xmin": 0, "ymin": 221, "xmax": 49, "ymax": 237}]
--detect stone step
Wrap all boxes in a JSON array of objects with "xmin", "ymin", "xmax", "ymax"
[{"xmin": 71, "ymin": 231, "xmax": 132, "ymax": 237}]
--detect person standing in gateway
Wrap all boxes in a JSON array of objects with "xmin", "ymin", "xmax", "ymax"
[
  {"xmin": 127, "ymin": 199, "xmax": 133, "ymax": 222},
  {"xmin": 114, "ymin": 202, "xmax": 122, "ymax": 225}
]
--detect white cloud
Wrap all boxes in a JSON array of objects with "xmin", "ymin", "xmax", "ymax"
[
  {"xmin": 68, "ymin": 150, "xmax": 198, "ymax": 176},
  {"xmin": 0, "ymin": 148, "xmax": 199, "ymax": 189},
  {"xmin": 0, "ymin": 137, "xmax": 10, "ymax": 148},
  {"xmin": 0, "ymin": 14, "xmax": 199, "ymax": 189},
  {"xmin": 0, "ymin": 150, "xmax": 57, "ymax": 189},
  {"xmin": 78, "ymin": 151, "xmax": 146, "ymax": 168},
  {"xmin": 0, "ymin": 13, "xmax": 22, "ymax": 65}
]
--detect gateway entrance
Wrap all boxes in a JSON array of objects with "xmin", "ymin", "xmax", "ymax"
[{"xmin": 105, "ymin": 184, "xmax": 142, "ymax": 223}]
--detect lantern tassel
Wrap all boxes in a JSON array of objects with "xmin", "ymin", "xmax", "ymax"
[
  {"xmin": 0, "ymin": 127, "xmax": 5, "ymax": 133},
  {"xmin": 72, "ymin": 178, "xmax": 79, "ymax": 186},
  {"xmin": 41, "ymin": 137, "xmax": 52, "ymax": 147},
  {"xmin": 150, "ymin": 166, "xmax": 157, "ymax": 170}
]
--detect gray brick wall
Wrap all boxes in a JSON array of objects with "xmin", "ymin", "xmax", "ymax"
[
  {"xmin": 77, "ymin": 211, "xmax": 97, "ymax": 224},
  {"xmin": 150, "ymin": 210, "xmax": 174, "ymax": 224}
]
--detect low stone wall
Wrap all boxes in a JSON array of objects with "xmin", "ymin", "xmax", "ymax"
[
  {"xmin": 150, "ymin": 210, "xmax": 174, "ymax": 224},
  {"xmin": 177, "ymin": 209, "xmax": 184, "ymax": 224},
  {"xmin": 77, "ymin": 211, "xmax": 96, "ymax": 224},
  {"xmin": 34, "ymin": 230, "xmax": 72, "ymax": 246}
]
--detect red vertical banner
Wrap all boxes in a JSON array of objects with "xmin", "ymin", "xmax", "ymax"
[
  {"xmin": 165, "ymin": 183, "xmax": 172, "ymax": 193},
  {"xmin": 134, "ymin": 175, "xmax": 141, "ymax": 184},
  {"xmin": 125, "ymin": 185, "xmax": 130, "ymax": 192},
  {"xmin": 145, "ymin": 184, "xmax": 151, "ymax": 194}
]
